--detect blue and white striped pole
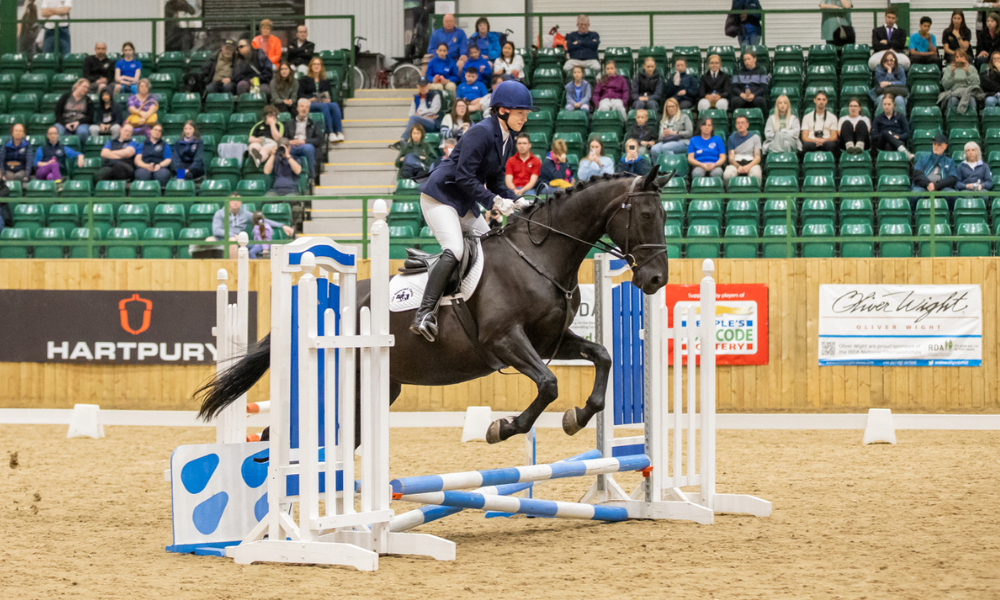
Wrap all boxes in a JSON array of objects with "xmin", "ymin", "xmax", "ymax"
[{"xmin": 398, "ymin": 491, "xmax": 631, "ymax": 522}]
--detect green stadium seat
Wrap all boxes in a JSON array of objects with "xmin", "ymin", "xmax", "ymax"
[
  {"xmin": 691, "ymin": 176, "xmax": 724, "ymax": 195},
  {"xmin": 918, "ymin": 222, "xmax": 953, "ymax": 257},
  {"xmin": 800, "ymin": 223, "xmax": 836, "ymax": 257},
  {"xmin": 9, "ymin": 92, "xmax": 40, "ymax": 114},
  {"xmin": 946, "ymin": 106, "xmax": 978, "ymax": 133},
  {"xmin": 534, "ymin": 47, "xmax": 566, "ymax": 68},
  {"xmin": 159, "ymin": 112, "xmax": 188, "ymax": 137},
  {"xmin": 802, "ymin": 174, "xmax": 836, "ymax": 195},
  {"xmin": 638, "ymin": 46, "xmax": 670, "ymax": 68},
  {"xmin": 762, "ymin": 223, "xmax": 795, "ymax": 258},
  {"xmin": 910, "ymin": 84, "xmax": 941, "ymax": 109},
  {"xmin": 725, "ymin": 199, "xmax": 759, "ymax": 227},
  {"xmin": 909, "ymin": 106, "xmax": 942, "ymax": 133},
  {"xmin": 0, "ymin": 73, "xmax": 17, "ymax": 95},
  {"xmin": 156, "ymin": 51, "xmax": 188, "ymax": 79},
  {"xmin": 879, "ymin": 223, "xmax": 914, "ymax": 257},
  {"xmin": 71, "ymin": 157, "xmax": 101, "ymax": 181},
  {"xmin": 187, "ymin": 203, "xmax": 219, "ymax": 231},
  {"xmin": 39, "ymin": 92, "xmax": 62, "ymax": 113},
  {"xmin": 727, "ymin": 176, "xmax": 761, "ymax": 196},
  {"xmin": 26, "ymin": 179, "xmax": 58, "ymax": 198},
  {"xmin": 47, "ymin": 203, "xmax": 80, "ymax": 230},
  {"xmin": 763, "ymin": 198, "xmax": 798, "ymax": 227},
  {"xmin": 984, "ymin": 107, "xmax": 1000, "ymax": 132},
  {"xmin": 839, "ymin": 174, "xmax": 873, "ymax": 194},
  {"xmin": 875, "ymin": 150, "xmax": 909, "ymax": 178},
  {"xmin": 671, "ymin": 46, "xmax": 702, "ymax": 70},
  {"xmin": 956, "ymin": 222, "xmax": 992, "ymax": 256},
  {"xmin": 152, "ymin": 203, "xmax": 186, "ymax": 237},
  {"xmin": 590, "ymin": 110, "xmax": 625, "ymax": 135},
  {"xmin": 523, "ymin": 110, "xmax": 554, "ymax": 138},
  {"xmin": 698, "ymin": 108, "xmax": 729, "ymax": 137},
  {"xmin": 129, "ymin": 180, "xmax": 162, "ymax": 198},
  {"xmin": 656, "ymin": 153, "xmax": 689, "ymax": 178},
  {"xmin": 911, "ymin": 128, "xmax": 941, "ymax": 154},
  {"xmin": 765, "ymin": 152, "xmax": 799, "ymax": 179},
  {"xmin": 199, "ymin": 178, "xmax": 233, "ymax": 197},
  {"xmin": 805, "ymin": 64, "xmax": 837, "ymax": 88},
  {"xmin": 105, "ymin": 227, "xmax": 139, "ymax": 259},
  {"xmin": 589, "ymin": 130, "xmax": 621, "ymax": 159},
  {"xmin": 839, "ymin": 223, "xmax": 874, "ymax": 257},
  {"xmin": 177, "ymin": 227, "xmax": 210, "ymax": 258},
  {"xmin": 388, "ymin": 201, "xmax": 422, "ymax": 230},
  {"xmin": 236, "ymin": 179, "xmax": 268, "ymax": 197},
  {"xmin": 909, "ymin": 63, "xmax": 941, "ymax": 86},
  {"xmin": 194, "ymin": 112, "xmax": 226, "ymax": 139},
  {"xmin": 877, "ymin": 197, "xmax": 911, "ymax": 227},
  {"xmin": 554, "ymin": 109, "xmax": 589, "ymax": 138},
  {"xmin": 804, "ymin": 84, "xmax": 836, "ymax": 105},
  {"xmin": 393, "ymin": 178, "xmax": 421, "ymax": 200},
  {"xmin": 529, "ymin": 88, "xmax": 558, "ymax": 115},
  {"xmin": 840, "ymin": 63, "xmax": 870, "ymax": 88},
  {"xmin": 687, "ymin": 199, "xmax": 723, "ymax": 227},
  {"xmin": 62, "ymin": 51, "xmax": 88, "ymax": 71},
  {"xmin": 801, "ymin": 199, "xmax": 836, "ymax": 228},
  {"xmin": 49, "ymin": 73, "xmax": 79, "ymax": 96},
  {"xmin": 527, "ymin": 131, "xmax": 551, "ymax": 157},
  {"xmin": 68, "ymin": 227, "xmax": 101, "ymax": 258},
  {"xmin": 204, "ymin": 92, "xmax": 234, "ymax": 119},
  {"xmin": 171, "ymin": 92, "xmax": 202, "ymax": 119},
  {"xmin": 117, "ymin": 203, "xmax": 151, "ymax": 236},
  {"xmin": 0, "ymin": 227, "xmax": 31, "ymax": 258},
  {"xmin": 876, "ymin": 174, "xmax": 910, "ymax": 192},
  {"xmin": 18, "ymin": 72, "xmax": 50, "ymax": 94},
  {"xmin": 262, "ymin": 203, "xmax": 292, "ymax": 226},
  {"xmin": 764, "ymin": 175, "xmax": 799, "ymax": 195},
  {"xmin": 0, "ymin": 53, "xmax": 29, "ymax": 76},
  {"xmin": 838, "ymin": 150, "xmax": 872, "ymax": 178},
  {"xmin": 83, "ymin": 135, "xmax": 110, "ymax": 158},
  {"xmin": 913, "ymin": 197, "xmax": 948, "ymax": 229},
  {"xmin": 724, "ymin": 224, "xmax": 758, "ymax": 259},
  {"xmin": 773, "ymin": 45, "xmax": 803, "ymax": 68},
  {"xmin": 660, "ymin": 176, "xmax": 687, "ymax": 194},
  {"xmin": 841, "ymin": 44, "xmax": 871, "ymax": 67},
  {"xmin": 949, "ymin": 127, "xmax": 980, "ymax": 148},
  {"xmin": 389, "ymin": 225, "xmax": 418, "ymax": 259},
  {"xmin": 82, "ymin": 203, "xmax": 114, "ymax": 238},
  {"xmin": 32, "ymin": 226, "xmax": 66, "ymax": 258},
  {"xmin": 771, "ymin": 64, "xmax": 803, "ymax": 89},
  {"xmin": 685, "ymin": 224, "xmax": 720, "ymax": 259},
  {"xmin": 228, "ymin": 111, "xmax": 258, "ymax": 136},
  {"xmin": 732, "ymin": 107, "xmax": 764, "ymax": 134},
  {"xmin": 12, "ymin": 203, "xmax": 45, "ymax": 234},
  {"xmin": 148, "ymin": 72, "xmax": 177, "ymax": 93},
  {"xmin": 769, "ymin": 86, "xmax": 802, "ymax": 112},
  {"xmin": 985, "ymin": 129, "xmax": 1000, "ymax": 154},
  {"xmin": 663, "ymin": 223, "xmax": 683, "ymax": 259},
  {"xmin": 662, "ymin": 199, "xmax": 685, "ymax": 228},
  {"xmin": 3, "ymin": 179, "xmax": 22, "ymax": 197},
  {"xmin": 236, "ymin": 92, "xmax": 267, "ymax": 115},
  {"xmin": 839, "ymin": 197, "xmax": 873, "ymax": 227},
  {"xmin": 952, "ymin": 197, "xmax": 987, "ymax": 229},
  {"xmin": 135, "ymin": 52, "xmax": 155, "ymax": 71},
  {"xmin": 140, "ymin": 227, "xmax": 175, "ymax": 259},
  {"xmin": 164, "ymin": 179, "xmax": 196, "ymax": 197}
]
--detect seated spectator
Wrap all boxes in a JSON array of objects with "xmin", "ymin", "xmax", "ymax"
[
  {"xmin": 910, "ymin": 16, "xmax": 939, "ymax": 66},
  {"xmin": 984, "ymin": 51, "xmax": 1000, "ymax": 107},
  {"xmin": 494, "ymin": 41, "xmax": 524, "ymax": 80},
  {"xmin": 465, "ymin": 44, "xmax": 493, "ymax": 85},
  {"xmin": 249, "ymin": 105, "xmax": 284, "ymax": 167},
  {"xmin": 870, "ymin": 7, "xmax": 911, "ymax": 70},
  {"xmin": 431, "ymin": 137, "xmax": 458, "ymax": 171},
  {"xmin": 234, "ymin": 38, "xmax": 274, "ymax": 96},
  {"xmin": 617, "ymin": 138, "xmax": 650, "ymax": 176},
  {"xmin": 839, "ymin": 98, "xmax": 871, "ymax": 154},
  {"xmin": 457, "ymin": 68, "xmax": 488, "ymax": 103},
  {"xmin": 440, "ymin": 98, "xmax": 471, "ymax": 141},
  {"xmin": 820, "ymin": 0, "xmax": 854, "ymax": 46},
  {"xmin": 300, "ymin": 57, "xmax": 345, "ymax": 142},
  {"xmin": 272, "ymin": 62, "xmax": 299, "ymax": 115},
  {"xmin": 731, "ymin": 50, "xmax": 769, "ymax": 111},
  {"xmin": 870, "ymin": 51, "xmax": 907, "ymax": 113},
  {"xmin": 593, "ymin": 60, "xmax": 629, "ymax": 121},
  {"xmin": 96, "ymin": 122, "xmax": 139, "ymax": 182},
  {"xmin": 977, "ymin": 12, "xmax": 1000, "ymax": 67},
  {"xmin": 942, "ymin": 10, "xmax": 972, "ymax": 65},
  {"xmin": 723, "ymin": 115, "xmax": 762, "ymax": 185},
  {"xmin": 209, "ymin": 196, "xmax": 292, "ymax": 249},
  {"xmin": 427, "ymin": 43, "xmax": 461, "ymax": 94},
  {"xmin": 34, "ymin": 125, "xmax": 84, "ymax": 182},
  {"xmin": 288, "ymin": 99, "xmax": 324, "ymax": 180},
  {"xmin": 631, "ymin": 57, "xmax": 664, "ymax": 116},
  {"xmin": 395, "ymin": 123, "xmax": 435, "ymax": 179},
  {"xmin": 115, "ymin": 41, "xmax": 142, "ymax": 95},
  {"xmin": 248, "ymin": 211, "xmax": 272, "ymax": 259},
  {"xmin": 801, "ymin": 91, "xmax": 838, "ymax": 153},
  {"xmin": 393, "ymin": 77, "xmax": 441, "ymax": 149},
  {"xmin": 941, "ymin": 49, "xmax": 980, "ymax": 114},
  {"xmin": 470, "ymin": 17, "xmax": 501, "ymax": 61},
  {"xmin": 173, "ymin": 120, "xmax": 205, "ymax": 180},
  {"xmin": 83, "ymin": 42, "xmax": 114, "ymax": 93},
  {"xmin": 955, "ymin": 141, "xmax": 993, "ymax": 192},
  {"xmin": 55, "ymin": 78, "xmax": 93, "ymax": 145},
  {"xmin": 0, "ymin": 124, "xmax": 32, "ymax": 184},
  {"xmin": 126, "ymin": 79, "xmax": 159, "ymax": 137},
  {"xmin": 94, "ymin": 88, "xmax": 123, "ymax": 140},
  {"xmin": 202, "ymin": 39, "xmax": 237, "ymax": 95},
  {"xmin": 628, "ymin": 108, "xmax": 658, "ymax": 154},
  {"xmin": 763, "ymin": 94, "xmax": 801, "ymax": 153},
  {"xmin": 287, "ymin": 25, "xmax": 315, "ymax": 75},
  {"xmin": 651, "ymin": 98, "xmax": 693, "ymax": 160},
  {"xmin": 698, "ymin": 54, "xmax": 731, "ymax": 112},
  {"xmin": 731, "ymin": 0, "xmax": 763, "ymax": 46},
  {"xmin": 134, "ymin": 123, "xmax": 173, "ymax": 188},
  {"xmin": 578, "ymin": 138, "xmax": 614, "ymax": 181},
  {"xmin": 871, "ymin": 94, "xmax": 913, "ymax": 158},
  {"xmin": 425, "ymin": 13, "xmax": 468, "ymax": 72},
  {"xmin": 480, "ymin": 74, "xmax": 505, "ymax": 117},
  {"xmin": 912, "ymin": 132, "xmax": 957, "ymax": 197},
  {"xmin": 663, "ymin": 58, "xmax": 697, "ymax": 110},
  {"xmin": 505, "ymin": 134, "xmax": 541, "ymax": 195},
  {"xmin": 563, "ymin": 14, "xmax": 601, "ymax": 74},
  {"xmin": 538, "ymin": 138, "xmax": 575, "ymax": 193},
  {"xmin": 565, "ymin": 66, "xmax": 592, "ymax": 112},
  {"xmin": 252, "ymin": 19, "xmax": 282, "ymax": 67},
  {"xmin": 263, "ymin": 138, "xmax": 302, "ymax": 196},
  {"xmin": 688, "ymin": 118, "xmax": 727, "ymax": 178}
]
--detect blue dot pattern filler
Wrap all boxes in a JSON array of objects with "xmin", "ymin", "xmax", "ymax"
[{"xmin": 181, "ymin": 453, "xmax": 220, "ymax": 494}]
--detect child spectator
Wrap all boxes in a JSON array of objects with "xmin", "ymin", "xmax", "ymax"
[
  {"xmin": 578, "ymin": 138, "xmax": 614, "ymax": 181},
  {"xmin": 427, "ymin": 43, "xmax": 460, "ymax": 94},
  {"xmin": 457, "ymin": 68, "xmax": 488, "ymax": 102},
  {"xmin": 440, "ymin": 98, "xmax": 471, "ymax": 141},
  {"xmin": 539, "ymin": 138, "xmax": 575, "ymax": 193},
  {"xmin": 248, "ymin": 211, "xmax": 273, "ymax": 259},
  {"xmin": 494, "ymin": 41, "xmax": 524, "ymax": 80},
  {"xmin": 593, "ymin": 60, "xmax": 629, "ymax": 121},
  {"xmin": 627, "ymin": 108, "xmax": 658, "ymax": 154},
  {"xmin": 617, "ymin": 139, "xmax": 650, "ymax": 176},
  {"xmin": 464, "ymin": 44, "xmax": 493, "ymax": 85},
  {"xmin": 565, "ymin": 66, "xmax": 592, "ymax": 111},
  {"xmin": 115, "ymin": 41, "xmax": 142, "ymax": 95}
]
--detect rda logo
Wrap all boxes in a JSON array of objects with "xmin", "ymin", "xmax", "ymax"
[
  {"xmin": 928, "ymin": 340, "xmax": 954, "ymax": 352},
  {"xmin": 119, "ymin": 293, "xmax": 153, "ymax": 335},
  {"xmin": 393, "ymin": 288, "xmax": 413, "ymax": 302}
]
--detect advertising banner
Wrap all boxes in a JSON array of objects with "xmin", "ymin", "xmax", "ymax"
[{"xmin": 665, "ymin": 284, "xmax": 769, "ymax": 365}]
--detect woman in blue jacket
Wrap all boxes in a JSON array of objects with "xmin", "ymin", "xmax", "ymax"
[
  {"xmin": 173, "ymin": 120, "xmax": 205, "ymax": 180},
  {"xmin": 426, "ymin": 43, "xmax": 461, "ymax": 95},
  {"xmin": 412, "ymin": 80, "xmax": 534, "ymax": 341},
  {"xmin": 0, "ymin": 123, "xmax": 33, "ymax": 183},
  {"xmin": 470, "ymin": 17, "xmax": 501, "ymax": 61},
  {"xmin": 955, "ymin": 141, "xmax": 994, "ymax": 192}
]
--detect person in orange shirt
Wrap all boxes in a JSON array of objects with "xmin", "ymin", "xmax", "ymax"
[{"xmin": 252, "ymin": 19, "xmax": 283, "ymax": 66}]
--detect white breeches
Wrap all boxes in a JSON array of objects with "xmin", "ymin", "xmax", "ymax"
[{"xmin": 420, "ymin": 193, "xmax": 490, "ymax": 261}]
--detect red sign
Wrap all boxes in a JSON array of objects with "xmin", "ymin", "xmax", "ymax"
[{"xmin": 664, "ymin": 284, "xmax": 769, "ymax": 365}]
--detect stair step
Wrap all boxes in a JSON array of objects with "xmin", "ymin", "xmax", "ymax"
[
  {"xmin": 327, "ymin": 147, "xmax": 398, "ymax": 162},
  {"xmin": 346, "ymin": 97, "xmax": 412, "ymax": 107},
  {"xmin": 344, "ymin": 105, "xmax": 412, "ymax": 120},
  {"xmin": 315, "ymin": 185, "xmax": 395, "ymax": 196},
  {"xmin": 325, "ymin": 161, "xmax": 396, "ymax": 172},
  {"xmin": 334, "ymin": 140, "xmax": 401, "ymax": 149},
  {"xmin": 321, "ymin": 170, "xmax": 396, "ymax": 187},
  {"xmin": 342, "ymin": 126, "xmax": 410, "ymax": 141}
]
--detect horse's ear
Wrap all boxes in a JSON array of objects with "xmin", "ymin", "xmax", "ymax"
[
  {"xmin": 655, "ymin": 170, "xmax": 676, "ymax": 189},
  {"xmin": 642, "ymin": 163, "xmax": 660, "ymax": 191}
]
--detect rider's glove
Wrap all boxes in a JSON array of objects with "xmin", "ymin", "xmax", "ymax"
[
  {"xmin": 513, "ymin": 197, "xmax": 533, "ymax": 211},
  {"xmin": 493, "ymin": 196, "xmax": 516, "ymax": 216}
]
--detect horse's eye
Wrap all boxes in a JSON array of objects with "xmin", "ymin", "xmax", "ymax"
[{"xmin": 641, "ymin": 211, "xmax": 654, "ymax": 222}]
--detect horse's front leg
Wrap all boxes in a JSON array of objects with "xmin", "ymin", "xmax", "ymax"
[
  {"xmin": 552, "ymin": 331, "xmax": 612, "ymax": 436},
  {"xmin": 484, "ymin": 325, "xmax": 560, "ymax": 444}
]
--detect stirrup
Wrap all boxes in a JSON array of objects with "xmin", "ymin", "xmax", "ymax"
[{"xmin": 409, "ymin": 311, "xmax": 438, "ymax": 342}]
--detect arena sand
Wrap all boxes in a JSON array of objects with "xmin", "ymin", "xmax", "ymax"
[{"xmin": 2, "ymin": 424, "xmax": 999, "ymax": 600}]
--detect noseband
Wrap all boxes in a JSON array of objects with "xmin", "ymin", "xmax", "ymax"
[{"xmin": 604, "ymin": 176, "xmax": 669, "ymax": 271}]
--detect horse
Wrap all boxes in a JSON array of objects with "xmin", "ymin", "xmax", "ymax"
[{"xmin": 197, "ymin": 166, "xmax": 670, "ymax": 444}]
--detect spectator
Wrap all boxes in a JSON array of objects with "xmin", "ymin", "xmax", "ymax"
[
  {"xmin": 426, "ymin": 13, "xmax": 468, "ymax": 72},
  {"xmin": 912, "ymin": 132, "xmax": 957, "ymax": 196},
  {"xmin": 593, "ymin": 60, "xmax": 629, "ymax": 121},
  {"xmin": 252, "ymin": 19, "xmax": 282, "ymax": 67},
  {"xmin": 300, "ymin": 57, "xmax": 345, "ymax": 142},
  {"xmin": 731, "ymin": 50, "xmax": 769, "ymax": 111},
  {"xmin": 39, "ymin": 0, "xmax": 72, "ymax": 55},
  {"xmin": 870, "ymin": 7, "xmax": 910, "ymax": 70},
  {"xmin": 465, "ymin": 44, "xmax": 493, "ymax": 85},
  {"xmin": 263, "ymin": 138, "xmax": 302, "ymax": 196},
  {"xmin": 249, "ymin": 105, "xmax": 284, "ymax": 167},
  {"xmin": 234, "ymin": 38, "xmax": 274, "ymax": 96},
  {"xmin": 688, "ymin": 118, "xmax": 727, "ymax": 178},
  {"xmin": 287, "ymin": 25, "xmax": 315, "ymax": 75},
  {"xmin": 820, "ymin": 0, "xmax": 854, "ymax": 46},
  {"xmin": 440, "ymin": 98, "xmax": 471, "ymax": 141},
  {"xmin": 288, "ymin": 99, "xmax": 324, "ymax": 179},
  {"xmin": 272, "ymin": 61, "xmax": 299, "ymax": 115},
  {"xmin": 95, "ymin": 122, "xmax": 139, "ymax": 182},
  {"xmin": 955, "ymin": 141, "xmax": 993, "ymax": 191},
  {"xmin": 134, "ymin": 123, "xmax": 173, "ymax": 188},
  {"xmin": 430, "ymin": 137, "xmax": 458, "ymax": 172},
  {"xmin": 427, "ymin": 43, "xmax": 461, "ymax": 94},
  {"xmin": 910, "ymin": 16, "xmax": 939, "ymax": 66},
  {"xmin": 248, "ymin": 211, "xmax": 272, "ymax": 259},
  {"xmin": 457, "ymin": 68, "xmax": 488, "ymax": 103},
  {"xmin": 393, "ymin": 77, "xmax": 441, "ymax": 149},
  {"xmin": 698, "ymin": 54, "xmax": 732, "ymax": 111},
  {"xmin": 723, "ymin": 115, "xmax": 762, "ymax": 185},
  {"xmin": 202, "ymin": 39, "xmax": 237, "ymax": 95},
  {"xmin": 83, "ymin": 42, "xmax": 114, "ymax": 93},
  {"xmin": 395, "ymin": 123, "xmax": 435, "ymax": 179},
  {"xmin": 663, "ymin": 58, "xmax": 698, "ymax": 110},
  {"xmin": 578, "ymin": 138, "xmax": 614, "ymax": 181},
  {"xmin": 494, "ymin": 41, "xmax": 524, "ymax": 80},
  {"xmin": 839, "ymin": 98, "xmax": 871, "ymax": 154},
  {"xmin": 801, "ymin": 91, "xmax": 838, "ymax": 153},
  {"xmin": 763, "ymin": 94, "xmax": 801, "ymax": 153},
  {"xmin": 983, "ymin": 51, "xmax": 1000, "ymax": 107},
  {"xmin": 651, "ymin": 97, "xmax": 694, "ymax": 159},
  {"xmin": 731, "ymin": 0, "xmax": 763, "ymax": 47},
  {"xmin": 563, "ymin": 14, "xmax": 601, "ymax": 74},
  {"xmin": 871, "ymin": 94, "xmax": 914, "ymax": 158},
  {"xmin": 617, "ymin": 138, "xmax": 650, "ymax": 176},
  {"xmin": 978, "ymin": 12, "xmax": 1000, "ymax": 67},
  {"xmin": 480, "ymin": 73, "xmax": 506, "ymax": 117},
  {"xmin": 870, "ymin": 51, "xmax": 907, "ymax": 113},
  {"xmin": 470, "ymin": 18, "xmax": 502, "ymax": 61},
  {"xmin": 54, "ymin": 78, "xmax": 93, "ymax": 145},
  {"xmin": 93, "ymin": 88, "xmax": 123, "ymax": 140},
  {"xmin": 538, "ymin": 138, "xmax": 575, "ymax": 193},
  {"xmin": 0, "ymin": 124, "xmax": 32, "ymax": 184},
  {"xmin": 126, "ymin": 79, "xmax": 159, "ymax": 137},
  {"xmin": 173, "ymin": 120, "xmax": 205, "ymax": 180},
  {"xmin": 943, "ymin": 10, "xmax": 973, "ymax": 65},
  {"xmin": 627, "ymin": 108, "xmax": 658, "ymax": 154},
  {"xmin": 34, "ymin": 125, "xmax": 84, "ymax": 181},
  {"xmin": 565, "ymin": 66, "xmax": 593, "ymax": 111},
  {"xmin": 505, "ymin": 134, "xmax": 541, "ymax": 195},
  {"xmin": 209, "ymin": 196, "xmax": 292, "ymax": 248},
  {"xmin": 941, "ymin": 49, "xmax": 981, "ymax": 114},
  {"xmin": 115, "ymin": 41, "xmax": 142, "ymax": 95},
  {"xmin": 632, "ymin": 57, "xmax": 665, "ymax": 115}
]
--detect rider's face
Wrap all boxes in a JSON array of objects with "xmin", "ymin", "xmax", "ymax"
[{"xmin": 504, "ymin": 108, "xmax": 529, "ymax": 131}]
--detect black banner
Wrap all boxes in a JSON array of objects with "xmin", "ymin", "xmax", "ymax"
[
  {"xmin": 201, "ymin": 0, "xmax": 305, "ymax": 31},
  {"xmin": 0, "ymin": 290, "xmax": 257, "ymax": 365}
]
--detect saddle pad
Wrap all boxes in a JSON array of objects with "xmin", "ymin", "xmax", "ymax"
[{"xmin": 389, "ymin": 238, "xmax": 485, "ymax": 312}]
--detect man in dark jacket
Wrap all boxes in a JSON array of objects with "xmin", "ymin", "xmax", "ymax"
[
  {"xmin": 870, "ymin": 7, "xmax": 911, "ymax": 70},
  {"xmin": 563, "ymin": 14, "xmax": 601, "ymax": 73},
  {"xmin": 289, "ymin": 98, "xmax": 325, "ymax": 181},
  {"xmin": 82, "ymin": 42, "xmax": 114, "ymax": 93},
  {"xmin": 287, "ymin": 25, "xmax": 316, "ymax": 74},
  {"xmin": 699, "ymin": 54, "xmax": 732, "ymax": 111},
  {"xmin": 201, "ymin": 39, "xmax": 238, "ymax": 95},
  {"xmin": 730, "ymin": 50, "xmax": 769, "ymax": 111},
  {"xmin": 55, "ymin": 78, "xmax": 94, "ymax": 145},
  {"xmin": 912, "ymin": 132, "xmax": 957, "ymax": 199},
  {"xmin": 631, "ymin": 57, "xmax": 664, "ymax": 116},
  {"xmin": 663, "ymin": 58, "xmax": 700, "ymax": 110},
  {"xmin": 234, "ymin": 38, "xmax": 274, "ymax": 96}
]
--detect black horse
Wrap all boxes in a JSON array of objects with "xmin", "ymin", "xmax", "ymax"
[{"xmin": 198, "ymin": 167, "xmax": 669, "ymax": 443}]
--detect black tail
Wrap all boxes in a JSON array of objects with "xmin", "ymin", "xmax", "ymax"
[{"xmin": 196, "ymin": 333, "xmax": 272, "ymax": 421}]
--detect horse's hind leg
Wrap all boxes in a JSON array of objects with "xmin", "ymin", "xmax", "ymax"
[
  {"xmin": 485, "ymin": 326, "xmax": 559, "ymax": 444},
  {"xmin": 553, "ymin": 332, "xmax": 612, "ymax": 436}
]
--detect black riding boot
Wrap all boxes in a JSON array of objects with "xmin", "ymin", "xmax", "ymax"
[{"xmin": 409, "ymin": 249, "xmax": 459, "ymax": 342}]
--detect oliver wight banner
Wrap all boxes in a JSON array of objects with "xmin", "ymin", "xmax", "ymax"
[{"xmin": 818, "ymin": 285, "xmax": 982, "ymax": 367}]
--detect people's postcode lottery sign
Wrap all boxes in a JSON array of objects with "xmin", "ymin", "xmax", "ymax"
[{"xmin": 664, "ymin": 284, "xmax": 769, "ymax": 366}]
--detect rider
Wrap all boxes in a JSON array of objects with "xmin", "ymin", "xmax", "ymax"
[{"xmin": 412, "ymin": 79, "xmax": 535, "ymax": 342}]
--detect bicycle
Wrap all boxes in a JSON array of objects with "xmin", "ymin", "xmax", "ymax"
[{"xmin": 352, "ymin": 36, "xmax": 368, "ymax": 90}]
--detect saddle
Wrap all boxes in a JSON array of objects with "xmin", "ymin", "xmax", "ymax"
[{"xmin": 398, "ymin": 234, "xmax": 480, "ymax": 297}]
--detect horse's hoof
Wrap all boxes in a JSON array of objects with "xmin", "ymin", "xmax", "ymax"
[
  {"xmin": 486, "ymin": 417, "xmax": 514, "ymax": 444},
  {"xmin": 562, "ymin": 408, "xmax": 584, "ymax": 436}
]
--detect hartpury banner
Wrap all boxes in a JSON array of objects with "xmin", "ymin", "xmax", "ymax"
[
  {"xmin": 818, "ymin": 285, "xmax": 982, "ymax": 367},
  {"xmin": 665, "ymin": 284, "xmax": 769, "ymax": 365},
  {"xmin": 0, "ymin": 290, "xmax": 257, "ymax": 365}
]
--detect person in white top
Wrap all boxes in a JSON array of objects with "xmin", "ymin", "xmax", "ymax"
[
  {"xmin": 493, "ymin": 41, "xmax": 525, "ymax": 80},
  {"xmin": 801, "ymin": 91, "xmax": 838, "ymax": 153},
  {"xmin": 763, "ymin": 94, "xmax": 802, "ymax": 153},
  {"xmin": 838, "ymin": 97, "xmax": 871, "ymax": 154},
  {"xmin": 40, "ymin": 0, "xmax": 72, "ymax": 55}
]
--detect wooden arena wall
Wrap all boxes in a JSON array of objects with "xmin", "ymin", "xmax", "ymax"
[{"xmin": 1, "ymin": 258, "xmax": 997, "ymax": 413}]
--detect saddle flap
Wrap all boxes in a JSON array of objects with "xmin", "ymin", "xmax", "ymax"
[{"xmin": 397, "ymin": 236, "xmax": 480, "ymax": 296}]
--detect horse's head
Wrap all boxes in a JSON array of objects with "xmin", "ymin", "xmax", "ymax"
[{"xmin": 605, "ymin": 166, "xmax": 670, "ymax": 294}]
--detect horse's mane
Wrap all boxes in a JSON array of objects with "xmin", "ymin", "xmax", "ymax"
[{"xmin": 545, "ymin": 172, "xmax": 635, "ymax": 203}]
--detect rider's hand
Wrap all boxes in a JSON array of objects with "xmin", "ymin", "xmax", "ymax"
[
  {"xmin": 513, "ymin": 197, "xmax": 533, "ymax": 211},
  {"xmin": 493, "ymin": 196, "xmax": 516, "ymax": 216}
]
